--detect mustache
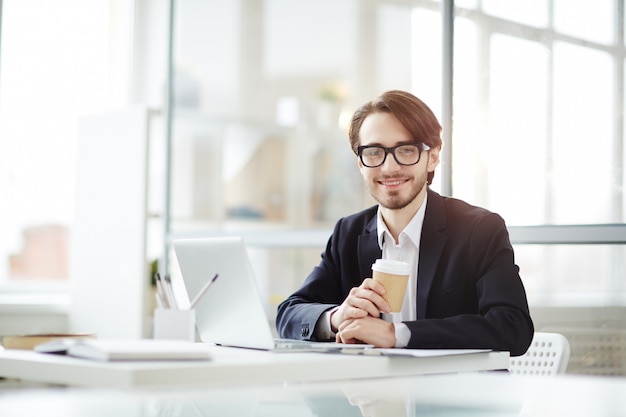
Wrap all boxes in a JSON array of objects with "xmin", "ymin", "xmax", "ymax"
[{"xmin": 375, "ymin": 175, "xmax": 411, "ymax": 181}]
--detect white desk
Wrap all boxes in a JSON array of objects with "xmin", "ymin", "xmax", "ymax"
[
  {"xmin": 1, "ymin": 371, "xmax": 626, "ymax": 417},
  {"xmin": 0, "ymin": 345, "xmax": 509, "ymax": 389}
]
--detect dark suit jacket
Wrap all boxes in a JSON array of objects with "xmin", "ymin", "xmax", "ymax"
[{"xmin": 276, "ymin": 189, "xmax": 534, "ymax": 356}]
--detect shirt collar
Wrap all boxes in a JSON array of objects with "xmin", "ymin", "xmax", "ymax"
[{"xmin": 377, "ymin": 192, "xmax": 428, "ymax": 249}]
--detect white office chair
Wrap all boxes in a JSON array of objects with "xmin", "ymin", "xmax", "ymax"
[{"xmin": 509, "ymin": 332, "xmax": 570, "ymax": 376}]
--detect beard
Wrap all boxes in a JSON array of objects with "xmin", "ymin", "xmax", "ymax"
[{"xmin": 367, "ymin": 172, "xmax": 428, "ymax": 210}]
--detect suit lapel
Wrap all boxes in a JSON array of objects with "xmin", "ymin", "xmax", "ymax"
[
  {"xmin": 416, "ymin": 189, "xmax": 448, "ymax": 319},
  {"xmin": 358, "ymin": 215, "xmax": 382, "ymax": 280}
]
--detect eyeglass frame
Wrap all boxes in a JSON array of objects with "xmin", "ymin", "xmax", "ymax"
[{"xmin": 356, "ymin": 142, "xmax": 431, "ymax": 168}]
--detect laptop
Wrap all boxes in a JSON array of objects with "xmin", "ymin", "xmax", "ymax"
[{"xmin": 172, "ymin": 236, "xmax": 373, "ymax": 352}]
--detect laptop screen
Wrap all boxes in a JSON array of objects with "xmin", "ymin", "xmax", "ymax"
[{"xmin": 173, "ymin": 236, "xmax": 276, "ymax": 350}]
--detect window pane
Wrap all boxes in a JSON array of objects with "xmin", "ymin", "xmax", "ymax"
[
  {"xmin": 455, "ymin": 0, "xmax": 477, "ymax": 10},
  {"xmin": 552, "ymin": 43, "xmax": 614, "ymax": 223},
  {"xmin": 0, "ymin": 1, "xmax": 109, "ymax": 284},
  {"xmin": 486, "ymin": 35, "xmax": 548, "ymax": 224},
  {"xmin": 450, "ymin": 17, "xmax": 479, "ymax": 200},
  {"xmin": 554, "ymin": 0, "xmax": 614, "ymax": 45},
  {"xmin": 516, "ymin": 244, "xmax": 626, "ymax": 304},
  {"xmin": 411, "ymin": 8, "xmax": 443, "ymax": 119},
  {"xmin": 482, "ymin": 0, "xmax": 548, "ymax": 27},
  {"xmin": 453, "ymin": 33, "xmax": 548, "ymax": 225},
  {"xmin": 411, "ymin": 7, "xmax": 444, "ymax": 192}
]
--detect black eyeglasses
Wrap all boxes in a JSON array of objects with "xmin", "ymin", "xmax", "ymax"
[{"xmin": 357, "ymin": 143, "xmax": 431, "ymax": 168}]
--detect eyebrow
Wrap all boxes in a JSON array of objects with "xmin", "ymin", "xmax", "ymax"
[{"xmin": 360, "ymin": 141, "xmax": 419, "ymax": 147}]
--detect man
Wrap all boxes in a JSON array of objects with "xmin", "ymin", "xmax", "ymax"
[{"xmin": 276, "ymin": 90, "xmax": 533, "ymax": 356}]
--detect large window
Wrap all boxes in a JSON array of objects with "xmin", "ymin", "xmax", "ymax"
[
  {"xmin": 450, "ymin": 1, "xmax": 626, "ymax": 307},
  {"xmin": 0, "ymin": 1, "xmax": 113, "ymax": 287},
  {"xmin": 2, "ymin": 1, "xmax": 624, "ymax": 297},
  {"xmin": 453, "ymin": 0, "xmax": 621, "ymax": 225}
]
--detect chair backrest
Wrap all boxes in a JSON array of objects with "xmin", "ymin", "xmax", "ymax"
[{"xmin": 509, "ymin": 332, "xmax": 571, "ymax": 376}]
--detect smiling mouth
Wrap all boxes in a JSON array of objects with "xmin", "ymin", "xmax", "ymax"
[{"xmin": 378, "ymin": 178, "xmax": 409, "ymax": 187}]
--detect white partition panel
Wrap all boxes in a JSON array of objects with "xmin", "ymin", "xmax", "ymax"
[{"xmin": 71, "ymin": 107, "xmax": 150, "ymax": 338}]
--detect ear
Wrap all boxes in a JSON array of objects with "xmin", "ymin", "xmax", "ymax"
[
  {"xmin": 427, "ymin": 146, "xmax": 441, "ymax": 174},
  {"xmin": 357, "ymin": 155, "xmax": 365, "ymax": 174}
]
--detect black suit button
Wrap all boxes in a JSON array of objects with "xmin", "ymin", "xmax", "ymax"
[{"xmin": 301, "ymin": 324, "xmax": 310, "ymax": 337}]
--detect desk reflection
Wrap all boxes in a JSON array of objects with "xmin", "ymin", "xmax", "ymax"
[
  {"xmin": 149, "ymin": 377, "xmax": 521, "ymax": 417},
  {"xmin": 4, "ymin": 372, "xmax": 626, "ymax": 417}
]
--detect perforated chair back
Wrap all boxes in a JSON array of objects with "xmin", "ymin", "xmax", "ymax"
[{"xmin": 509, "ymin": 332, "xmax": 570, "ymax": 376}]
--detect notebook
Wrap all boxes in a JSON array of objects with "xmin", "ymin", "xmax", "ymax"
[
  {"xmin": 34, "ymin": 338, "xmax": 212, "ymax": 361},
  {"xmin": 172, "ymin": 236, "xmax": 373, "ymax": 352}
]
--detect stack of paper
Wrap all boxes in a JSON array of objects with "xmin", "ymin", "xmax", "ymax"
[{"xmin": 35, "ymin": 338, "xmax": 212, "ymax": 361}]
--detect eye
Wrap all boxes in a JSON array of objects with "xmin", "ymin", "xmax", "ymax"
[
  {"xmin": 397, "ymin": 146, "xmax": 417, "ymax": 156},
  {"xmin": 363, "ymin": 147, "xmax": 383, "ymax": 157}
]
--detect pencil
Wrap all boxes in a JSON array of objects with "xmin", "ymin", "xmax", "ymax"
[
  {"xmin": 163, "ymin": 274, "xmax": 178, "ymax": 310},
  {"xmin": 155, "ymin": 273, "xmax": 170, "ymax": 309},
  {"xmin": 189, "ymin": 273, "xmax": 219, "ymax": 309}
]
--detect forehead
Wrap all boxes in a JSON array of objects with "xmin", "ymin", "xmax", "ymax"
[{"xmin": 359, "ymin": 112, "xmax": 412, "ymax": 146}]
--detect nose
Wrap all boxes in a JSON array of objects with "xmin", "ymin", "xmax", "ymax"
[{"xmin": 380, "ymin": 151, "xmax": 402, "ymax": 172}]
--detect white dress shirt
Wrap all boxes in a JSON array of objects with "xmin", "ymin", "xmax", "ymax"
[
  {"xmin": 315, "ymin": 194, "xmax": 427, "ymax": 347},
  {"xmin": 377, "ymin": 193, "xmax": 427, "ymax": 347}
]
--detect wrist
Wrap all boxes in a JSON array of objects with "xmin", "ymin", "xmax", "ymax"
[{"xmin": 330, "ymin": 308, "xmax": 339, "ymax": 332}]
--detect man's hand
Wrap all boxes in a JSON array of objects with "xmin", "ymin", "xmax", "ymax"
[
  {"xmin": 330, "ymin": 278, "xmax": 391, "ymax": 332},
  {"xmin": 335, "ymin": 316, "xmax": 396, "ymax": 347}
]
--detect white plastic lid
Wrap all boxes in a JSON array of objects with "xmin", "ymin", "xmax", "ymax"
[{"xmin": 371, "ymin": 259, "xmax": 410, "ymax": 275}]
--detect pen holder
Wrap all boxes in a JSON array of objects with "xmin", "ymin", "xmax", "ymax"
[{"xmin": 153, "ymin": 308, "xmax": 196, "ymax": 342}]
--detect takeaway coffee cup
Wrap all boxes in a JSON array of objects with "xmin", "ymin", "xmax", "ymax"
[{"xmin": 371, "ymin": 259, "xmax": 410, "ymax": 319}]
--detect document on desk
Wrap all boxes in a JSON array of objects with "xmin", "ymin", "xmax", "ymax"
[
  {"xmin": 38, "ymin": 339, "xmax": 212, "ymax": 361},
  {"xmin": 344, "ymin": 348, "xmax": 491, "ymax": 357}
]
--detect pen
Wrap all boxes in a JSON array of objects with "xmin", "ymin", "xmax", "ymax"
[
  {"xmin": 155, "ymin": 273, "xmax": 170, "ymax": 309},
  {"xmin": 189, "ymin": 273, "xmax": 219, "ymax": 309},
  {"xmin": 163, "ymin": 274, "xmax": 178, "ymax": 310}
]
